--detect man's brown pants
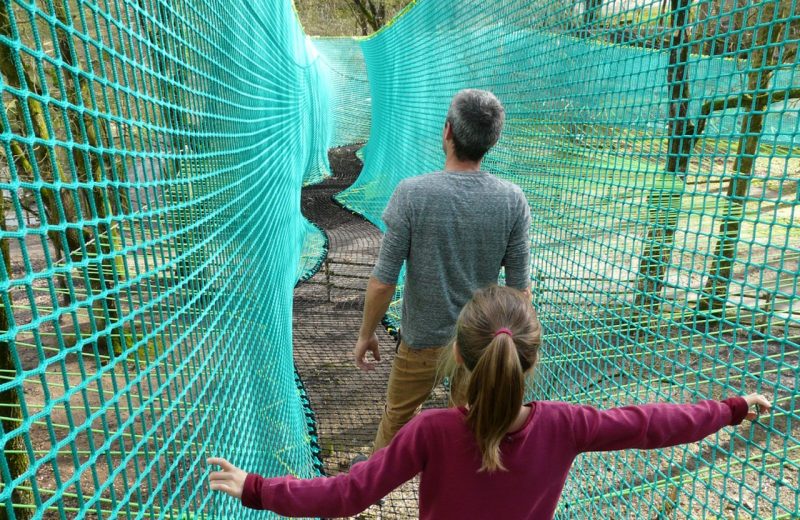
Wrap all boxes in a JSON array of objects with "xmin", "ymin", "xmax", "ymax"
[{"xmin": 373, "ymin": 341, "xmax": 467, "ymax": 452}]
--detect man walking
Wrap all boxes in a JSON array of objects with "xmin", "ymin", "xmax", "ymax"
[{"xmin": 354, "ymin": 89, "xmax": 532, "ymax": 452}]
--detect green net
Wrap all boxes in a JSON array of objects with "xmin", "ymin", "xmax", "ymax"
[
  {"xmin": 297, "ymin": 37, "xmax": 370, "ymax": 280},
  {"xmin": 2, "ymin": 0, "xmax": 799, "ymax": 518},
  {"xmin": 313, "ymin": 37, "xmax": 371, "ymax": 149},
  {"xmin": 0, "ymin": 0, "xmax": 333, "ymax": 517},
  {"xmin": 336, "ymin": 0, "xmax": 799, "ymax": 517}
]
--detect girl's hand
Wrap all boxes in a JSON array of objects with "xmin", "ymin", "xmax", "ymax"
[
  {"xmin": 743, "ymin": 394, "xmax": 772, "ymax": 421},
  {"xmin": 208, "ymin": 457, "xmax": 247, "ymax": 499}
]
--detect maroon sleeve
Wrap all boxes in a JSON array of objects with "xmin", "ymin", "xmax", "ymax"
[
  {"xmin": 241, "ymin": 473, "xmax": 265, "ymax": 509},
  {"xmin": 722, "ymin": 397, "xmax": 749, "ymax": 425},
  {"xmin": 239, "ymin": 413, "xmax": 431, "ymax": 517},
  {"xmin": 570, "ymin": 399, "xmax": 746, "ymax": 453}
]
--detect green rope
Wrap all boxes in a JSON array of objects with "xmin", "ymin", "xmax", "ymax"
[
  {"xmin": 337, "ymin": 0, "xmax": 799, "ymax": 517},
  {"xmin": 1, "ymin": 0, "xmax": 798, "ymax": 518}
]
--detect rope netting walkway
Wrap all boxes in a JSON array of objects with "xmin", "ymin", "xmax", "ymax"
[
  {"xmin": 331, "ymin": 1, "xmax": 800, "ymax": 518},
  {"xmin": 0, "ymin": 2, "xmax": 327, "ymax": 518},
  {"xmin": 0, "ymin": 0, "xmax": 798, "ymax": 518},
  {"xmin": 293, "ymin": 145, "xmax": 446, "ymax": 518}
]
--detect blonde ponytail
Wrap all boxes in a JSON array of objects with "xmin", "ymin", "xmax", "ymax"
[
  {"xmin": 453, "ymin": 285, "xmax": 541, "ymax": 473},
  {"xmin": 466, "ymin": 334, "xmax": 524, "ymax": 472}
]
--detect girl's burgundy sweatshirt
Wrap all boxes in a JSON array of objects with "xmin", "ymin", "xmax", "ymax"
[{"xmin": 241, "ymin": 398, "xmax": 747, "ymax": 519}]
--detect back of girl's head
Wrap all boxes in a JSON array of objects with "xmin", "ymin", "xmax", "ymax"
[{"xmin": 456, "ymin": 285, "xmax": 541, "ymax": 472}]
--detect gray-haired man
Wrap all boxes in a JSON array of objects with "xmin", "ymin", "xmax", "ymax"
[{"xmin": 353, "ymin": 89, "xmax": 532, "ymax": 451}]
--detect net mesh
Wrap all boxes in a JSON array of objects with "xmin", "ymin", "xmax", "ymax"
[
  {"xmin": 334, "ymin": 0, "xmax": 799, "ymax": 518},
  {"xmin": 1, "ymin": 0, "xmax": 799, "ymax": 518},
  {"xmin": 314, "ymin": 37, "xmax": 371, "ymax": 149},
  {"xmin": 0, "ymin": 0, "xmax": 331, "ymax": 518}
]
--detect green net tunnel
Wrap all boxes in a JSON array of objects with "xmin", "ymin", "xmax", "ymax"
[{"xmin": 0, "ymin": 0, "xmax": 798, "ymax": 518}]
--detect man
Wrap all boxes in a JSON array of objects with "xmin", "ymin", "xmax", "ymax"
[{"xmin": 354, "ymin": 89, "xmax": 532, "ymax": 452}]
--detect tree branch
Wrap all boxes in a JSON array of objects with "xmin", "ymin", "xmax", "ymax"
[
  {"xmin": 692, "ymin": 88, "xmax": 800, "ymax": 147},
  {"xmin": 350, "ymin": 0, "xmax": 381, "ymax": 32}
]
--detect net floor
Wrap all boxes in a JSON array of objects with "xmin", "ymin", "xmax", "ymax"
[{"xmin": 293, "ymin": 145, "xmax": 448, "ymax": 519}]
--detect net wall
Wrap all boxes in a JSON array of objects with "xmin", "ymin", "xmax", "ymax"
[
  {"xmin": 0, "ymin": 0, "xmax": 332, "ymax": 518},
  {"xmin": 1, "ymin": 0, "xmax": 799, "ymax": 518},
  {"xmin": 313, "ymin": 37, "xmax": 372, "ymax": 149},
  {"xmin": 336, "ymin": 0, "xmax": 799, "ymax": 517}
]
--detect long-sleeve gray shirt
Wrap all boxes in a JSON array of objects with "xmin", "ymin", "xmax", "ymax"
[{"xmin": 373, "ymin": 170, "xmax": 531, "ymax": 348}]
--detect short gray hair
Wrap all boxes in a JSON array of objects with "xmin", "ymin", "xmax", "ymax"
[{"xmin": 446, "ymin": 89, "xmax": 505, "ymax": 161}]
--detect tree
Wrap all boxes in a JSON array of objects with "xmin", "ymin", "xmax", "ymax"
[
  {"xmin": 691, "ymin": 0, "xmax": 798, "ymax": 59},
  {"xmin": 349, "ymin": 0, "xmax": 386, "ymax": 35},
  {"xmin": 634, "ymin": 0, "xmax": 800, "ymax": 314},
  {"xmin": 0, "ymin": 193, "xmax": 33, "ymax": 520},
  {"xmin": 695, "ymin": 0, "xmax": 797, "ymax": 315},
  {"xmin": 0, "ymin": 5, "xmax": 85, "ymax": 265},
  {"xmin": 50, "ymin": 1, "xmax": 130, "ymax": 356},
  {"xmin": 580, "ymin": 0, "xmax": 603, "ymax": 37},
  {"xmin": 634, "ymin": 0, "xmax": 694, "ymax": 312}
]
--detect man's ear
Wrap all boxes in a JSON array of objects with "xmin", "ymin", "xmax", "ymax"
[{"xmin": 443, "ymin": 121, "xmax": 453, "ymax": 141}]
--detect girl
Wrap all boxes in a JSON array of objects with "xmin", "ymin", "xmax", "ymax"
[{"xmin": 208, "ymin": 285, "xmax": 771, "ymax": 519}]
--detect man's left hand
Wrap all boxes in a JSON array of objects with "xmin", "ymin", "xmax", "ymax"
[{"xmin": 354, "ymin": 333, "xmax": 381, "ymax": 371}]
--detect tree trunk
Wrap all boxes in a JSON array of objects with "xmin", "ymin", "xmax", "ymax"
[
  {"xmin": 582, "ymin": 0, "xmax": 602, "ymax": 37},
  {"xmin": 0, "ymin": 5, "xmax": 85, "ymax": 259},
  {"xmin": 3, "ymin": 135, "xmax": 72, "ymax": 317},
  {"xmin": 136, "ymin": 0, "xmax": 187, "ymax": 177},
  {"xmin": 46, "ymin": 3, "xmax": 126, "ymax": 356},
  {"xmin": 633, "ymin": 0, "xmax": 693, "ymax": 311},
  {"xmin": 350, "ymin": 0, "xmax": 385, "ymax": 33},
  {"xmin": 0, "ymin": 188, "xmax": 33, "ymax": 520},
  {"xmin": 695, "ymin": 0, "xmax": 788, "ymax": 314}
]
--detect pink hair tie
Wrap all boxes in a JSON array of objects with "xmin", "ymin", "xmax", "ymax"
[{"xmin": 494, "ymin": 328, "xmax": 513, "ymax": 338}]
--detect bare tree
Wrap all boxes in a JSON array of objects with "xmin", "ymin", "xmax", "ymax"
[
  {"xmin": 0, "ymin": 7, "xmax": 84, "ymax": 263},
  {"xmin": 0, "ymin": 7, "xmax": 56, "ymax": 515},
  {"xmin": 349, "ymin": 0, "xmax": 386, "ymax": 35},
  {"xmin": 0, "ymin": 191, "xmax": 33, "ymax": 520},
  {"xmin": 634, "ymin": 0, "xmax": 694, "ymax": 312},
  {"xmin": 634, "ymin": 0, "xmax": 799, "ymax": 313},
  {"xmin": 696, "ymin": 0, "xmax": 797, "ymax": 315},
  {"xmin": 580, "ymin": 0, "xmax": 603, "ymax": 37},
  {"xmin": 51, "ymin": 2, "xmax": 130, "ymax": 355},
  {"xmin": 692, "ymin": 0, "xmax": 798, "ymax": 59}
]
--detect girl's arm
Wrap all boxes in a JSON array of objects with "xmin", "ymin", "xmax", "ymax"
[
  {"xmin": 209, "ymin": 412, "xmax": 431, "ymax": 517},
  {"xmin": 570, "ymin": 394, "xmax": 769, "ymax": 453}
]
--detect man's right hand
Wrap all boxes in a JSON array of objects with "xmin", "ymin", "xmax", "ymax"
[{"xmin": 354, "ymin": 333, "xmax": 381, "ymax": 371}]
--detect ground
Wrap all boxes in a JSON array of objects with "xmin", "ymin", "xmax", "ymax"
[{"xmin": 293, "ymin": 145, "xmax": 446, "ymax": 518}]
